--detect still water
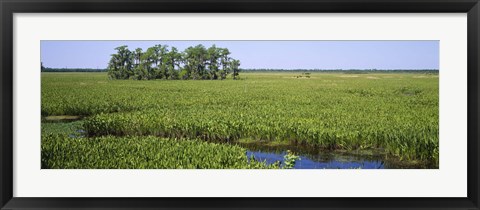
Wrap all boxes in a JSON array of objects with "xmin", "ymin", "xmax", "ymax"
[
  {"xmin": 246, "ymin": 150, "xmax": 385, "ymax": 169},
  {"xmin": 239, "ymin": 140, "xmax": 435, "ymax": 169}
]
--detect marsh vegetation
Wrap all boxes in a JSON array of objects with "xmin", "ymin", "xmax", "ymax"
[{"xmin": 41, "ymin": 71, "xmax": 438, "ymax": 169}]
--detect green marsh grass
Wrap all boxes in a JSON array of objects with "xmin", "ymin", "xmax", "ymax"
[{"xmin": 41, "ymin": 72, "xmax": 439, "ymax": 168}]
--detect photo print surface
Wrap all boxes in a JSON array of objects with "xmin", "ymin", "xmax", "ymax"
[{"xmin": 41, "ymin": 40, "xmax": 439, "ymax": 169}]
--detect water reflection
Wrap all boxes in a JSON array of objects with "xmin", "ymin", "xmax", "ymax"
[
  {"xmin": 247, "ymin": 150, "xmax": 385, "ymax": 169},
  {"xmin": 238, "ymin": 140, "xmax": 436, "ymax": 169},
  {"xmin": 69, "ymin": 129, "xmax": 86, "ymax": 138}
]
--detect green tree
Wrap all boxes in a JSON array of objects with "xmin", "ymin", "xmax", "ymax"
[
  {"xmin": 107, "ymin": 45, "xmax": 133, "ymax": 79},
  {"xmin": 230, "ymin": 59, "xmax": 241, "ymax": 80},
  {"xmin": 132, "ymin": 48, "xmax": 145, "ymax": 80},
  {"xmin": 158, "ymin": 45, "xmax": 169, "ymax": 79},
  {"xmin": 142, "ymin": 47, "xmax": 158, "ymax": 80},
  {"xmin": 182, "ymin": 47, "xmax": 194, "ymax": 79},
  {"xmin": 166, "ymin": 47, "xmax": 182, "ymax": 80},
  {"xmin": 107, "ymin": 53, "xmax": 121, "ymax": 79},
  {"xmin": 219, "ymin": 48, "xmax": 231, "ymax": 80},
  {"xmin": 149, "ymin": 44, "xmax": 168, "ymax": 79},
  {"xmin": 183, "ymin": 45, "xmax": 207, "ymax": 80},
  {"xmin": 207, "ymin": 45, "xmax": 221, "ymax": 80},
  {"xmin": 107, "ymin": 44, "xmax": 240, "ymax": 81}
]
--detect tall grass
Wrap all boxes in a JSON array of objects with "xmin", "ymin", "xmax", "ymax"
[
  {"xmin": 41, "ymin": 134, "xmax": 279, "ymax": 169},
  {"xmin": 42, "ymin": 72, "xmax": 439, "ymax": 167}
]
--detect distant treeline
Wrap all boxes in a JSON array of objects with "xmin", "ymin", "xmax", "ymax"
[
  {"xmin": 41, "ymin": 64, "xmax": 438, "ymax": 75},
  {"xmin": 41, "ymin": 68, "xmax": 107, "ymax": 72},
  {"xmin": 241, "ymin": 69, "xmax": 439, "ymax": 74},
  {"xmin": 41, "ymin": 68, "xmax": 439, "ymax": 74}
]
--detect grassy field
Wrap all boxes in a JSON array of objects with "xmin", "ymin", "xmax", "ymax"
[{"xmin": 41, "ymin": 71, "xmax": 439, "ymax": 169}]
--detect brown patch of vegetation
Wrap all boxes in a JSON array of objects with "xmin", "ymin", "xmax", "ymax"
[{"xmin": 45, "ymin": 115, "xmax": 81, "ymax": 121}]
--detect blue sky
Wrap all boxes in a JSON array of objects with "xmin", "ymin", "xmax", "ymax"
[{"xmin": 41, "ymin": 41, "xmax": 439, "ymax": 70}]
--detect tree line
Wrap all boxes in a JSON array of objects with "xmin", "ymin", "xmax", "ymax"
[
  {"xmin": 41, "ymin": 62, "xmax": 107, "ymax": 72},
  {"xmin": 241, "ymin": 69, "xmax": 439, "ymax": 74},
  {"xmin": 107, "ymin": 44, "xmax": 241, "ymax": 80}
]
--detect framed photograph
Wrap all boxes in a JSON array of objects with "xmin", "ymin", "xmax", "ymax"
[{"xmin": 1, "ymin": 0, "xmax": 479, "ymax": 209}]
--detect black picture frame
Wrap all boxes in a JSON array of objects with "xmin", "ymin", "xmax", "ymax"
[{"xmin": 1, "ymin": 0, "xmax": 479, "ymax": 209}]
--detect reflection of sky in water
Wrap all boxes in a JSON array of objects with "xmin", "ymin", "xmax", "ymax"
[
  {"xmin": 246, "ymin": 150, "xmax": 384, "ymax": 169},
  {"xmin": 69, "ymin": 129, "xmax": 85, "ymax": 138}
]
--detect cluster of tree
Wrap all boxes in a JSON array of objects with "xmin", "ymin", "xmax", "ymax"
[{"xmin": 107, "ymin": 44, "xmax": 241, "ymax": 80}]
